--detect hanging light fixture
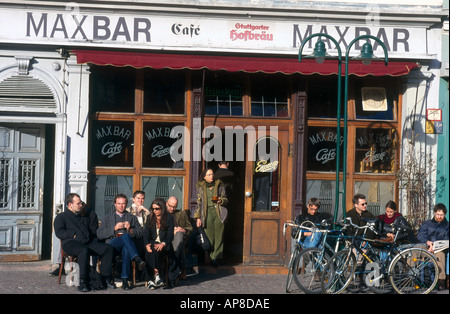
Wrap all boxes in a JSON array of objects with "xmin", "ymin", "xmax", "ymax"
[
  {"xmin": 312, "ymin": 38, "xmax": 328, "ymax": 64},
  {"xmin": 357, "ymin": 40, "xmax": 375, "ymax": 65}
]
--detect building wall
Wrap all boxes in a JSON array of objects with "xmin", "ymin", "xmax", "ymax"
[
  {"xmin": 436, "ymin": 0, "xmax": 449, "ymax": 217},
  {"xmin": 0, "ymin": 0, "xmax": 446, "ymax": 262}
]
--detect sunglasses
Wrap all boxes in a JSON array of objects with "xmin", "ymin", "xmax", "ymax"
[
  {"xmin": 152, "ymin": 206, "xmax": 161, "ymax": 210},
  {"xmin": 359, "ymin": 203, "xmax": 368, "ymax": 206}
]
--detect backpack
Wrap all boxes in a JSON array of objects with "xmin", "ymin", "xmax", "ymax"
[{"xmin": 88, "ymin": 266, "xmax": 105, "ymax": 290}]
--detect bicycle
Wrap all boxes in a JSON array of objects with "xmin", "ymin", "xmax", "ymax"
[
  {"xmin": 283, "ymin": 219, "xmax": 344, "ymax": 293},
  {"xmin": 321, "ymin": 217, "xmax": 439, "ymax": 294},
  {"xmin": 283, "ymin": 220, "xmax": 311, "ymax": 293}
]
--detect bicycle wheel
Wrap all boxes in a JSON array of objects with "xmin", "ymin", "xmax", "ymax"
[
  {"xmin": 292, "ymin": 247, "xmax": 330, "ymax": 294},
  {"xmin": 389, "ymin": 248, "xmax": 439, "ymax": 294},
  {"xmin": 321, "ymin": 249, "xmax": 356, "ymax": 294},
  {"xmin": 286, "ymin": 246, "xmax": 301, "ymax": 293},
  {"xmin": 364, "ymin": 249, "xmax": 394, "ymax": 294}
]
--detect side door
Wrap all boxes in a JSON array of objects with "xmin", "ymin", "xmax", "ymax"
[
  {"xmin": 0, "ymin": 124, "xmax": 45, "ymax": 261},
  {"xmin": 242, "ymin": 130, "xmax": 290, "ymax": 266}
]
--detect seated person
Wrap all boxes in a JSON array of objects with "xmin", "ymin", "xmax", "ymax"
[
  {"xmin": 127, "ymin": 190, "xmax": 150, "ymax": 228},
  {"xmin": 54, "ymin": 193, "xmax": 115, "ymax": 292},
  {"xmin": 291, "ymin": 198, "xmax": 331, "ymax": 248},
  {"xmin": 97, "ymin": 193, "xmax": 146, "ymax": 290},
  {"xmin": 375, "ymin": 200, "xmax": 411, "ymax": 243},
  {"xmin": 346, "ymin": 193, "xmax": 376, "ymax": 239},
  {"xmin": 417, "ymin": 203, "xmax": 449, "ymax": 291},
  {"xmin": 166, "ymin": 196, "xmax": 193, "ymax": 280},
  {"xmin": 144, "ymin": 198, "xmax": 180, "ymax": 289}
]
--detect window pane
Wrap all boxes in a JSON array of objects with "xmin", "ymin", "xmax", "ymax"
[
  {"xmin": 307, "ymin": 126, "xmax": 343, "ymax": 172},
  {"xmin": 90, "ymin": 175, "xmax": 133, "ymax": 221},
  {"xmin": 251, "ymin": 74, "xmax": 289, "ymax": 117},
  {"xmin": 355, "ymin": 128, "xmax": 396, "ymax": 173},
  {"xmin": 306, "ymin": 180, "xmax": 344, "ymax": 221},
  {"xmin": 142, "ymin": 122, "xmax": 185, "ymax": 168},
  {"xmin": 205, "ymin": 72, "xmax": 243, "ymax": 116},
  {"xmin": 354, "ymin": 181, "xmax": 394, "ymax": 217},
  {"xmin": 143, "ymin": 70, "xmax": 185, "ymax": 114},
  {"xmin": 18, "ymin": 159, "xmax": 37, "ymax": 209},
  {"xmin": 252, "ymin": 137, "xmax": 280, "ymax": 212},
  {"xmin": 91, "ymin": 120, "xmax": 134, "ymax": 167},
  {"xmin": 307, "ymin": 76, "xmax": 344, "ymax": 119},
  {"xmin": 0, "ymin": 159, "xmax": 10, "ymax": 209},
  {"xmin": 355, "ymin": 85, "xmax": 396, "ymax": 120},
  {"xmin": 90, "ymin": 66, "xmax": 135, "ymax": 113},
  {"xmin": 141, "ymin": 176, "xmax": 183, "ymax": 206}
]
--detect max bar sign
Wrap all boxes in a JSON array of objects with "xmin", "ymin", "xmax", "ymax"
[{"xmin": 26, "ymin": 12, "xmax": 152, "ymax": 42}]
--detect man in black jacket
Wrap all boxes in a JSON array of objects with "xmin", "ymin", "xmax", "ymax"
[
  {"xmin": 54, "ymin": 193, "xmax": 115, "ymax": 292},
  {"xmin": 346, "ymin": 193, "xmax": 376, "ymax": 239},
  {"xmin": 292, "ymin": 198, "xmax": 331, "ymax": 248}
]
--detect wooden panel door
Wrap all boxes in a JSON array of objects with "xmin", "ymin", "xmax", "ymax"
[{"xmin": 243, "ymin": 130, "xmax": 289, "ymax": 265}]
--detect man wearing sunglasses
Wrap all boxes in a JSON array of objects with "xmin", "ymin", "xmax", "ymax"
[{"xmin": 346, "ymin": 193, "xmax": 375, "ymax": 238}]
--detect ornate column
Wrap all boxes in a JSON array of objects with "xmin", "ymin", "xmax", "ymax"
[{"xmin": 65, "ymin": 55, "xmax": 90, "ymax": 201}]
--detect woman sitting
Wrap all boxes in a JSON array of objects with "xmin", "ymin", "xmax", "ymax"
[
  {"xmin": 144, "ymin": 198, "xmax": 179, "ymax": 289},
  {"xmin": 375, "ymin": 200, "xmax": 411, "ymax": 243}
]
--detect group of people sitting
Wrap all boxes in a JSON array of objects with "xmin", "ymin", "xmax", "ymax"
[
  {"xmin": 293, "ymin": 194, "xmax": 449, "ymax": 291},
  {"xmin": 54, "ymin": 191, "xmax": 194, "ymax": 292},
  {"xmin": 54, "ymin": 162, "xmax": 234, "ymax": 293}
]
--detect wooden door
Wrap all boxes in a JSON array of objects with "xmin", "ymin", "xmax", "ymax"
[{"xmin": 243, "ymin": 130, "xmax": 289, "ymax": 265}]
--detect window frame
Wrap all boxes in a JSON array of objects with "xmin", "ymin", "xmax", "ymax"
[
  {"xmin": 306, "ymin": 76, "xmax": 401, "ymax": 210},
  {"xmin": 89, "ymin": 66, "xmax": 190, "ymax": 209}
]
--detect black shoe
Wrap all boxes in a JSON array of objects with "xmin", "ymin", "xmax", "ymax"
[
  {"xmin": 49, "ymin": 266, "xmax": 62, "ymax": 276},
  {"xmin": 121, "ymin": 279, "xmax": 133, "ymax": 290},
  {"xmin": 211, "ymin": 259, "xmax": 218, "ymax": 268},
  {"xmin": 134, "ymin": 256, "xmax": 147, "ymax": 271},
  {"xmin": 78, "ymin": 280, "xmax": 91, "ymax": 292},
  {"xmin": 102, "ymin": 276, "xmax": 116, "ymax": 289},
  {"xmin": 163, "ymin": 281, "xmax": 173, "ymax": 290}
]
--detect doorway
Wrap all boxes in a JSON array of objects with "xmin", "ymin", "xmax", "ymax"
[
  {"xmin": 206, "ymin": 132, "xmax": 246, "ymax": 265},
  {"xmin": 205, "ymin": 128, "xmax": 290, "ymax": 266}
]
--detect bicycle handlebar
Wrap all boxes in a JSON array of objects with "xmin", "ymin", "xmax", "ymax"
[
  {"xmin": 338, "ymin": 217, "xmax": 379, "ymax": 235},
  {"xmin": 283, "ymin": 220, "xmax": 340, "ymax": 237}
]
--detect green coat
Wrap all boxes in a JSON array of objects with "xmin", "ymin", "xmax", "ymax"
[
  {"xmin": 194, "ymin": 179, "xmax": 228, "ymax": 225},
  {"xmin": 172, "ymin": 209, "xmax": 193, "ymax": 236}
]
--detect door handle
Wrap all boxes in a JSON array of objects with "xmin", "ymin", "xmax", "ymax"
[{"xmin": 245, "ymin": 191, "xmax": 252, "ymax": 198}]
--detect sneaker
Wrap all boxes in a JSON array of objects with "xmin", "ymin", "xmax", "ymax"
[
  {"xmin": 154, "ymin": 274, "xmax": 164, "ymax": 287},
  {"xmin": 147, "ymin": 280, "xmax": 155, "ymax": 290}
]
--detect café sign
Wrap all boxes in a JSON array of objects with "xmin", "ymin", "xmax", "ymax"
[{"xmin": 0, "ymin": 8, "xmax": 429, "ymax": 57}]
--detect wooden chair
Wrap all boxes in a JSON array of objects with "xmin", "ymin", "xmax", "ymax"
[
  {"xmin": 57, "ymin": 243, "xmax": 77, "ymax": 284},
  {"xmin": 114, "ymin": 256, "xmax": 137, "ymax": 286}
]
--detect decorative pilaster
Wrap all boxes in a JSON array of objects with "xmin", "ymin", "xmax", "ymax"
[{"xmin": 294, "ymin": 91, "xmax": 307, "ymax": 217}]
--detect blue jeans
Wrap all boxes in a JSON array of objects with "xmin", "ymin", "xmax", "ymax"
[
  {"xmin": 303, "ymin": 232, "xmax": 323, "ymax": 249},
  {"xmin": 109, "ymin": 234, "xmax": 139, "ymax": 279}
]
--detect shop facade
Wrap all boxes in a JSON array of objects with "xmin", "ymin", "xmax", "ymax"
[{"xmin": 0, "ymin": 1, "xmax": 445, "ymax": 271}]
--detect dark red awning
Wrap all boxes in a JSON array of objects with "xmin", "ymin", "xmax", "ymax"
[{"xmin": 73, "ymin": 49, "xmax": 419, "ymax": 77}]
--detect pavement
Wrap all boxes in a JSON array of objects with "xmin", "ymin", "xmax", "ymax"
[{"xmin": 0, "ymin": 260, "xmax": 449, "ymax": 300}]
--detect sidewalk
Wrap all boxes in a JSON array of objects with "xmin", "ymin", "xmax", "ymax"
[
  {"xmin": 0, "ymin": 260, "xmax": 287, "ymax": 295},
  {"xmin": 0, "ymin": 260, "xmax": 448, "ymax": 296}
]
